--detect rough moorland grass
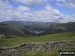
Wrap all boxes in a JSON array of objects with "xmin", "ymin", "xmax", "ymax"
[
  {"xmin": 23, "ymin": 48, "xmax": 75, "ymax": 56},
  {"xmin": 0, "ymin": 32, "xmax": 75, "ymax": 48},
  {"xmin": 23, "ymin": 50, "xmax": 59, "ymax": 56}
]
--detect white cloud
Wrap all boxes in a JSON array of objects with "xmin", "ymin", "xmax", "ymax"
[
  {"xmin": 17, "ymin": 6, "xmax": 30, "ymax": 12},
  {"xmin": 56, "ymin": 0, "xmax": 75, "ymax": 9},
  {"xmin": 45, "ymin": 4, "xmax": 53, "ymax": 11},
  {"xmin": 0, "ymin": 0, "xmax": 75, "ymax": 23},
  {"xmin": 0, "ymin": 3, "xmax": 63, "ymax": 22},
  {"xmin": 14, "ymin": 0, "xmax": 48, "ymax": 7},
  {"xmin": 60, "ymin": 15, "xmax": 75, "ymax": 23},
  {"xmin": 0, "ymin": 0, "xmax": 12, "ymax": 10}
]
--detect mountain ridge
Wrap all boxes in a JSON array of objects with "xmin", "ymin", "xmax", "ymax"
[{"xmin": 0, "ymin": 21, "xmax": 55, "ymax": 37}]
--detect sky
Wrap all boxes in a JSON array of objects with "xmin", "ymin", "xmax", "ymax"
[{"xmin": 0, "ymin": 0, "xmax": 75, "ymax": 23}]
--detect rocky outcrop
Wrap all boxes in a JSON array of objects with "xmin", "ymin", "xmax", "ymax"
[{"xmin": 0, "ymin": 40, "xmax": 75, "ymax": 56}]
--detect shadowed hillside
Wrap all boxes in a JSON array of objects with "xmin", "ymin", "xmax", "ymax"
[
  {"xmin": 0, "ymin": 21, "xmax": 54, "ymax": 37},
  {"xmin": 41, "ymin": 22, "xmax": 75, "ymax": 35}
]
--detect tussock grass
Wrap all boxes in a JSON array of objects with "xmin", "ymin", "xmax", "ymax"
[{"xmin": 23, "ymin": 48, "xmax": 75, "ymax": 56}]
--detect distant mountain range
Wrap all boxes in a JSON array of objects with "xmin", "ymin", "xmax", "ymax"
[
  {"xmin": 0, "ymin": 21, "xmax": 55, "ymax": 37},
  {"xmin": 0, "ymin": 21, "xmax": 75, "ymax": 37}
]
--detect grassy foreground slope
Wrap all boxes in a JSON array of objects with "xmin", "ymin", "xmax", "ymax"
[
  {"xmin": 0, "ymin": 32, "xmax": 75, "ymax": 48},
  {"xmin": 23, "ymin": 48, "xmax": 75, "ymax": 56}
]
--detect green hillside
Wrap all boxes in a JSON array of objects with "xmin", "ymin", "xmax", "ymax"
[
  {"xmin": 51, "ymin": 22, "xmax": 75, "ymax": 32},
  {"xmin": 0, "ymin": 21, "xmax": 75, "ymax": 37},
  {"xmin": 0, "ymin": 32, "xmax": 75, "ymax": 48},
  {"xmin": 41, "ymin": 22, "xmax": 75, "ymax": 35},
  {"xmin": 0, "ymin": 22, "xmax": 36, "ymax": 37},
  {"xmin": 0, "ymin": 21, "xmax": 54, "ymax": 37}
]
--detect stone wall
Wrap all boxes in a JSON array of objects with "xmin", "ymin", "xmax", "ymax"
[{"xmin": 0, "ymin": 40, "xmax": 75, "ymax": 56}]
